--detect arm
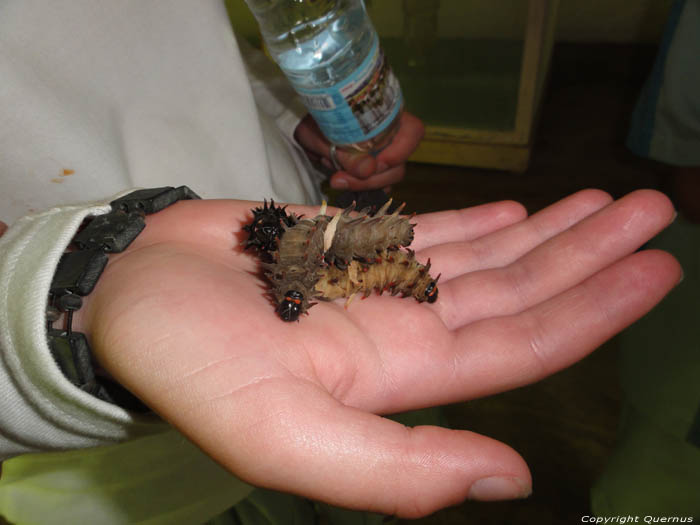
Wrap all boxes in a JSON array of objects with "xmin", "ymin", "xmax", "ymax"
[
  {"xmin": 0, "ymin": 206, "xmax": 255, "ymax": 525},
  {"xmin": 53, "ymin": 189, "xmax": 678, "ymax": 517}
]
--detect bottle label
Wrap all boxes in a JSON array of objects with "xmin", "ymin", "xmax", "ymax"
[{"xmin": 293, "ymin": 36, "xmax": 403, "ymax": 146}]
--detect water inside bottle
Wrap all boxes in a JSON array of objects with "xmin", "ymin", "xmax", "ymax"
[{"xmin": 275, "ymin": 3, "xmax": 371, "ymax": 89}]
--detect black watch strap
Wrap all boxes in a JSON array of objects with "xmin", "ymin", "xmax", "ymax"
[{"xmin": 47, "ymin": 186, "xmax": 200, "ymax": 410}]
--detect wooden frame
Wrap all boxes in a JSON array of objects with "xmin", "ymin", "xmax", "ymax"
[{"xmin": 409, "ymin": 0, "xmax": 560, "ymax": 171}]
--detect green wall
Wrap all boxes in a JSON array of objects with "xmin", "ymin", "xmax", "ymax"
[
  {"xmin": 556, "ymin": 0, "xmax": 673, "ymax": 43},
  {"xmin": 228, "ymin": 0, "xmax": 674, "ymax": 44}
]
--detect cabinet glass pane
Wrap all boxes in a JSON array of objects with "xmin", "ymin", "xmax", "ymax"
[{"xmin": 368, "ymin": 0, "xmax": 528, "ymax": 132}]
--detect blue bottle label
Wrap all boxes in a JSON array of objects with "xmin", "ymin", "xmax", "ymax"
[{"xmin": 293, "ymin": 37, "xmax": 403, "ymax": 146}]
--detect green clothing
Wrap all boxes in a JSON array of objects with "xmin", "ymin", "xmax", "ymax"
[
  {"xmin": 1, "ymin": 430, "xmax": 254, "ymax": 524},
  {"xmin": 591, "ymin": 217, "xmax": 700, "ymax": 517}
]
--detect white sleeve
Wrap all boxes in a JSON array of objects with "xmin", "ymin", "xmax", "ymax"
[
  {"xmin": 0, "ymin": 196, "xmax": 167, "ymax": 462},
  {"xmin": 0, "ymin": 0, "xmax": 323, "ymax": 227},
  {"xmin": 235, "ymin": 34, "xmax": 327, "ymax": 204},
  {"xmin": 236, "ymin": 35, "xmax": 310, "ymax": 143}
]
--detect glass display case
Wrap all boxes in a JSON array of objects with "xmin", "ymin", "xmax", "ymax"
[{"xmin": 369, "ymin": 0, "xmax": 559, "ymax": 171}]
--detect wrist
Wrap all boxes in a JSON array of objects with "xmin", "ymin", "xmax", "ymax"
[{"xmin": 46, "ymin": 186, "xmax": 200, "ymax": 409}]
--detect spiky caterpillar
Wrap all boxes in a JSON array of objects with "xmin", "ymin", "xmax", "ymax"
[
  {"xmin": 243, "ymin": 199, "xmax": 300, "ymax": 261},
  {"xmin": 316, "ymin": 249, "xmax": 439, "ymax": 305},
  {"xmin": 244, "ymin": 199, "xmax": 414, "ymax": 265},
  {"xmin": 243, "ymin": 199, "xmax": 438, "ymax": 321},
  {"xmin": 262, "ymin": 214, "xmax": 330, "ymax": 320},
  {"xmin": 323, "ymin": 200, "xmax": 415, "ymax": 267},
  {"xmin": 243, "ymin": 200, "xmax": 327, "ymax": 320}
]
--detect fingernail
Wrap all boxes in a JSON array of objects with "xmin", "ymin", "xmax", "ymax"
[
  {"xmin": 669, "ymin": 210, "xmax": 678, "ymax": 224},
  {"xmin": 377, "ymin": 162, "xmax": 389, "ymax": 172},
  {"xmin": 468, "ymin": 476, "xmax": 531, "ymax": 501},
  {"xmin": 332, "ymin": 178, "xmax": 349, "ymax": 189}
]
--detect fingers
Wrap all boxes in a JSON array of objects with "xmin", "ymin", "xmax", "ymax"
[
  {"xmin": 294, "ymin": 115, "xmax": 378, "ymax": 178},
  {"xmin": 358, "ymin": 248, "xmax": 681, "ymax": 415},
  {"xmin": 448, "ymin": 249, "xmax": 682, "ymax": 400},
  {"xmin": 295, "ymin": 112, "xmax": 424, "ymax": 189},
  {"xmin": 0, "ymin": 221, "xmax": 7, "ymax": 237},
  {"xmin": 186, "ymin": 378, "xmax": 531, "ymax": 518},
  {"xmin": 434, "ymin": 190, "xmax": 675, "ymax": 328},
  {"xmin": 375, "ymin": 112, "xmax": 425, "ymax": 170},
  {"xmin": 418, "ymin": 189, "xmax": 612, "ymax": 276},
  {"xmin": 329, "ymin": 112, "xmax": 425, "ymax": 188},
  {"xmin": 329, "ymin": 112, "xmax": 424, "ymax": 189},
  {"xmin": 323, "ymin": 147, "xmax": 377, "ymax": 179},
  {"xmin": 410, "ymin": 200, "xmax": 528, "ymax": 251},
  {"xmin": 339, "ymin": 190, "xmax": 679, "ymax": 413},
  {"xmin": 329, "ymin": 164, "xmax": 404, "ymax": 191}
]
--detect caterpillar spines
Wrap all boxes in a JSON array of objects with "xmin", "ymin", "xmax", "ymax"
[
  {"xmin": 325, "ymin": 201, "xmax": 415, "ymax": 267},
  {"xmin": 274, "ymin": 216, "xmax": 328, "ymax": 267},
  {"xmin": 243, "ymin": 199, "xmax": 300, "ymax": 260},
  {"xmin": 315, "ymin": 249, "xmax": 439, "ymax": 305}
]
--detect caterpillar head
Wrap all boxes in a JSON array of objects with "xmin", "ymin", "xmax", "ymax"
[
  {"xmin": 424, "ymin": 280, "xmax": 439, "ymax": 303},
  {"xmin": 277, "ymin": 290, "xmax": 304, "ymax": 322},
  {"xmin": 244, "ymin": 199, "xmax": 299, "ymax": 257}
]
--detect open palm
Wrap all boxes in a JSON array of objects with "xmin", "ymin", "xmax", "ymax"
[{"xmin": 77, "ymin": 189, "xmax": 680, "ymax": 518}]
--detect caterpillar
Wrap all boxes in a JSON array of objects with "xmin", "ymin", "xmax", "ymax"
[
  {"xmin": 262, "ymin": 213, "xmax": 330, "ymax": 320},
  {"xmin": 323, "ymin": 200, "xmax": 415, "ymax": 268},
  {"xmin": 243, "ymin": 199, "xmax": 300, "ymax": 261},
  {"xmin": 243, "ymin": 199, "xmax": 439, "ymax": 322},
  {"xmin": 316, "ymin": 249, "xmax": 439, "ymax": 305}
]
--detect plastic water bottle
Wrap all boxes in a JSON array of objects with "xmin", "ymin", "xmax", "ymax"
[{"xmin": 244, "ymin": 0, "xmax": 403, "ymax": 154}]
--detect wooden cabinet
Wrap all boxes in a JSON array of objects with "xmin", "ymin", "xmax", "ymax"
[{"xmin": 370, "ymin": 0, "xmax": 559, "ymax": 172}]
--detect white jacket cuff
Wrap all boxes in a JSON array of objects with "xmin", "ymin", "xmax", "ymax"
[{"xmin": 0, "ymin": 194, "xmax": 166, "ymax": 461}]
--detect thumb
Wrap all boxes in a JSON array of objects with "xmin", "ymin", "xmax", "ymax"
[{"xmin": 185, "ymin": 379, "xmax": 532, "ymax": 518}]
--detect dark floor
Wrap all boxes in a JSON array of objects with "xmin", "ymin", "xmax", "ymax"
[{"xmin": 385, "ymin": 43, "xmax": 664, "ymax": 524}]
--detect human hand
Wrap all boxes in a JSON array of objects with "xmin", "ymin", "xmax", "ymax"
[
  {"xmin": 294, "ymin": 112, "xmax": 424, "ymax": 191},
  {"xmin": 76, "ymin": 189, "xmax": 680, "ymax": 518}
]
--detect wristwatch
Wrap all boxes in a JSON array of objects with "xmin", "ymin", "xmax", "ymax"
[{"xmin": 46, "ymin": 186, "xmax": 199, "ymax": 410}]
